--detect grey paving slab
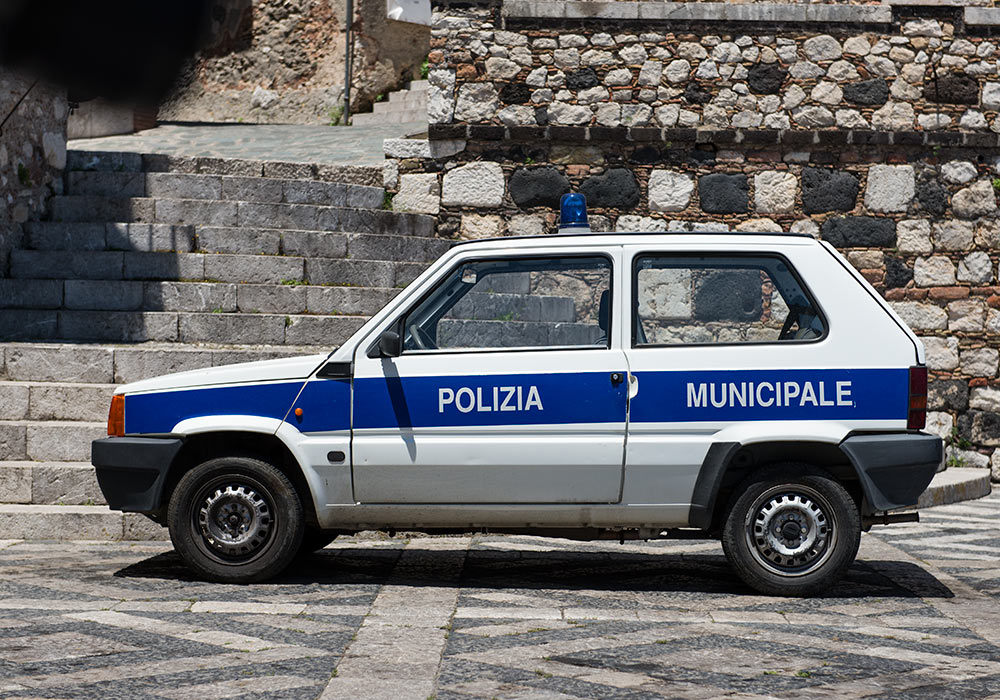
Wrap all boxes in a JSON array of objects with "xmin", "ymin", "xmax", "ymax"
[
  {"xmin": 0, "ymin": 494, "xmax": 998, "ymax": 699},
  {"xmin": 67, "ymin": 123, "xmax": 427, "ymax": 167}
]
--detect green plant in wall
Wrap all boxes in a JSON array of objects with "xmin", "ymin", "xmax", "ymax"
[
  {"xmin": 382, "ymin": 191, "xmax": 394, "ymax": 210},
  {"xmin": 991, "ymin": 177, "xmax": 1000, "ymax": 195},
  {"xmin": 420, "ymin": 57, "xmax": 430, "ymax": 80},
  {"xmin": 328, "ymin": 105, "xmax": 345, "ymax": 126}
]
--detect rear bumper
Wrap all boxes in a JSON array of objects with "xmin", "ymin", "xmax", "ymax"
[
  {"xmin": 840, "ymin": 432, "xmax": 944, "ymax": 513},
  {"xmin": 91, "ymin": 436, "xmax": 184, "ymax": 512}
]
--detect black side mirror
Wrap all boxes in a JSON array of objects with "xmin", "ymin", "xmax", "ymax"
[{"xmin": 377, "ymin": 329, "xmax": 401, "ymax": 358}]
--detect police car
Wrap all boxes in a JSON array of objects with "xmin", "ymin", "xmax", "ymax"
[{"xmin": 92, "ymin": 196, "xmax": 943, "ymax": 596}]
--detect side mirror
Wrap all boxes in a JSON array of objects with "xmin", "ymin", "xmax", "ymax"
[{"xmin": 377, "ymin": 329, "xmax": 401, "ymax": 358}]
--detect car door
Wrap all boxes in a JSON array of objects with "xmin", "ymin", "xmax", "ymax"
[{"xmin": 350, "ymin": 248, "xmax": 630, "ymax": 504}]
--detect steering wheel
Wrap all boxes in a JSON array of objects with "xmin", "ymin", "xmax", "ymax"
[{"xmin": 408, "ymin": 324, "xmax": 437, "ymax": 350}]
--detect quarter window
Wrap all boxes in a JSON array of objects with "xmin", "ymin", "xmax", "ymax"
[
  {"xmin": 402, "ymin": 256, "xmax": 612, "ymax": 352},
  {"xmin": 633, "ymin": 255, "xmax": 826, "ymax": 346}
]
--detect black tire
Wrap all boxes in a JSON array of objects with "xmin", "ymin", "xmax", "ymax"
[
  {"xmin": 297, "ymin": 528, "xmax": 337, "ymax": 555},
  {"xmin": 167, "ymin": 456, "xmax": 304, "ymax": 584},
  {"xmin": 721, "ymin": 464, "xmax": 860, "ymax": 597}
]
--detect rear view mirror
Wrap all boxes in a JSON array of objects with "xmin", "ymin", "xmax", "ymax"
[{"xmin": 377, "ymin": 330, "xmax": 401, "ymax": 358}]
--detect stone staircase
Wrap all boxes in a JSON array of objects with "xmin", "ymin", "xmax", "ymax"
[
  {"xmin": 351, "ymin": 80, "xmax": 428, "ymax": 126},
  {"xmin": 0, "ymin": 149, "xmax": 440, "ymax": 539}
]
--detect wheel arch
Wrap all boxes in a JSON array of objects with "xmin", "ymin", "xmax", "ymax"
[
  {"xmin": 160, "ymin": 430, "xmax": 319, "ymax": 528},
  {"xmin": 689, "ymin": 440, "xmax": 862, "ymax": 533}
]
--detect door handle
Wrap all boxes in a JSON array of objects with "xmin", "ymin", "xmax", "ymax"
[
  {"xmin": 628, "ymin": 372, "xmax": 639, "ymax": 399},
  {"xmin": 610, "ymin": 372, "xmax": 624, "ymax": 385}
]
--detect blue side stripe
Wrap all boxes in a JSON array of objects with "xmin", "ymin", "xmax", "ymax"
[
  {"xmin": 352, "ymin": 372, "xmax": 628, "ymax": 430},
  {"xmin": 630, "ymin": 368, "xmax": 909, "ymax": 423},
  {"xmin": 125, "ymin": 381, "xmax": 306, "ymax": 434}
]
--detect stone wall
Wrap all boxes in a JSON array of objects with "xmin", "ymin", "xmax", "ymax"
[
  {"xmin": 159, "ymin": 0, "xmax": 430, "ymax": 125},
  {"xmin": 0, "ymin": 73, "xmax": 67, "ymax": 277},
  {"xmin": 385, "ymin": 0, "xmax": 1000, "ymax": 482}
]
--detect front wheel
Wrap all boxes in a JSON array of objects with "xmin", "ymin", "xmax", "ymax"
[
  {"xmin": 721, "ymin": 465, "xmax": 860, "ymax": 597},
  {"xmin": 167, "ymin": 456, "xmax": 304, "ymax": 583}
]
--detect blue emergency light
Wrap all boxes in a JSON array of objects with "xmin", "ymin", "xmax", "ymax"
[{"xmin": 558, "ymin": 193, "xmax": 590, "ymax": 233}]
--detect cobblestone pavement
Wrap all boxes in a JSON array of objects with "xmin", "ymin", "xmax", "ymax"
[
  {"xmin": 1, "ymin": 493, "xmax": 999, "ymax": 700},
  {"xmin": 67, "ymin": 122, "xmax": 426, "ymax": 166}
]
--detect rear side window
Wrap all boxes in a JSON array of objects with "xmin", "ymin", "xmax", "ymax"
[{"xmin": 633, "ymin": 254, "xmax": 826, "ymax": 347}]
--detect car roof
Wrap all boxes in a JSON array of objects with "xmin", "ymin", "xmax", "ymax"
[{"xmin": 449, "ymin": 230, "xmax": 820, "ymax": 251}]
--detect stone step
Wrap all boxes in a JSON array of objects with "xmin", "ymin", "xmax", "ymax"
[
  {"xmin": 408, "ymin": 80, "xmax": 429, "ymax": 91},
  {"xmin": 0, "ymin": 504, "xmax": 167, "ymax": 540},
  {"xmin": 0, "ymin": 310, "xmax": 369, "ymax": 345},
  {"xmin": 1, "ymin": 342, "xmax": 328, "ymax": 385},
  {"xmin": 0, "ymin": 381, "xmax": 114, "ymax": 423},
  {"xmin": 0, "ymin": 461, "xmax": 104, "ymax": 505},
  {"xmin": 66, "ymin": 150, "xmax": 382, "ymax": 188},
  {"xmin": 23, "ymin": 222, "xmax": 449, "ymax": 258},
  {"xmin": 376, "ymin": 96, "xmax": 428, "ymax": 112},
  {"xmin": 388, "ymin": 90, "xmax": 427, "ymax": 105},
  {"xmin": 66, "ymin": 172, "xmax": 384, "ymax": 210},
  {"xmin": 351, "ymin": 111, "xmax": 427, "ymax": 126},
  {"xmin": 1, "ymin": 279, "xmax": 402, "ymax": 317},
  {"xmin": 48, "ymin": 196, "xmax": 435, "ymax": 236},
  {"xmin": 8, "ymin": 250, "xmax": 427, "ymax": 286},
  {"xmin": 0, "ymin": 420, "xmax": 106, "ymax": 462}
]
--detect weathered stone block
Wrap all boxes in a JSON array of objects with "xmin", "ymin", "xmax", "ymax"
[
  {"xmin": 916, "ymin": 176, "xmax": 949, "ymax": 216},
  {"xmin": 820, "ymin": 217, "xmax": 896, "ymax": 248},
  {"xmin": 29, "ymin": 384, "xmax": 113, "ymax": 422},
  {"xmin": 123, "ymin": 252, "xmax": 205, "ymax": 281},
  {"xmin": 926, "ymin": 73, "xmax": 979, "ymax": 104},
  {"xmin": 59, "ymin": 311, "xmax": 179, "ymax": 343},
  {"xmin": 394, "ymin": 174, "xmax": 441, "ymax": 215},
  {"xmin": 941, "ymin": 161, "xmax": 979, "ymax": 185},
  {"xmin": 923, "ymin": 336, "xmax": 960, "ymax": 371},
  {"xmin": 884, "ymin": 257, "xmax": 913, "ymax": 289},
  {"xmin": 281, "ymin": 231, "xmax": 348, "ymax": 259},
  {"xmin": 442, "ymin": 162, "xmax": 505, "ymax": 208},
  {"xmin": 454, "ymin": 83, "xmax": 499, "ymax": 122},
  {"xmin": 972, "ymin": 412, "xmax": 1000, "ymax": 446},
  {"xmin": 801, "ymin": 168, "xmax": 859, "ymax": 214},
  {"xmin": 971, "ymin": 387, "xmax": 1000, "ymax": 412},
  {"xmin": 958, "ymin": 252, "xmax": 994, "ymax": 283},
  {"xmin": 896, "ymin": 220, "xmax": 933, "ymax": 254},
  {"xmin": 284, "ymin": 316, "xmax": 365, "ymax": 346},
  {"xmin": 580, "ymin": 168, "xmax": 640, "ymax": 209},
  {"xmin": 803, "ymin": 35, "xmax": 842, "ymax": 62},
  {"xmin": 952, "ymin": 180, "xmax": 998, "ymax": 220},
  {"xmin": 932, "ymin": 220, "xmax": 975, "ymax": 251},
  {"xmin": 931, "ymin": 379, "xmax": 969, "ymax": 411},
  {"xmin": 843, "ymin": 78, "xmax": 889, "ymax": 106},
  {"xmin": 0, "ymin": 464, "xmax": 30, "ymax": 503},
  {"xmin": 948, "ymin": 299, "xmax": 986, "ymax": 332},
  {"xmin": 509, "ymin": 167, "xmax": 571, "ymax": 209},
  {"xmin": 914, "ymin": 256, "xmax": 957, "ymax": 286},
  {"xmin": 26, "ymin": 423, "xmax": 103, "ymax": 462},
  {"xmin": 747, "ymin": 64, "xmax": 786, "ymax": 94},
  {"xmin": 63, "ymin": 280, "xmax": 143, "ymax": 311},
  {"xmin": 961, "ymin": 348, "xmax": 999, "ymax": 377},
  {"xmin": 871, "ymin": 101, "xmax": 914, "ymax": 130},
  {"xmin": 890, "ymin": 301, "xmax": 947, "ymax": 330},
  {"xmin": 698, "ymin": 173, "xmax": 748, "ymax": 214},
  {"xmin": 754, "ymin": 171, "xmax": 796, "ymax": 214},
  {"xmin": 113, "ymin": 348, "xmax": 214, "ymax": 384},
  {"xmin": 203, "ymin": 254, "xmax": 303, "ymax": 285},
  {"xmin": 0, "ymin": 384, "xmax": 28, "ymax": 421},
  {"xmin": 144, "ymin": 282, "xmax": 237, "ymax": 313},
  {"xmin": 178, "ymin": 314, "xmax": 285, "ymax": 346},
  {"xmin": 648, "ymin": 170, "xmax": 694, "ymax": 212},
  {"xmin": 865, "ymin": 165, "xmax": 915, "ymax": 213},
  {"xmin": 32, "ymin": 465, "xmax": 105, "ymax": 505},
  {"xmin": 5, "ymin": 346, "xmax": 113, "ymax": 383}
]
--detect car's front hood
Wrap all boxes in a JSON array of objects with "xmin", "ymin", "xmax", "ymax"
[{"xmin": 119, "ymin": 353, "xmax": 332, "ymax": 395}]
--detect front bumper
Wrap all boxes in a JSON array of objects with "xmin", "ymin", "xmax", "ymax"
[
  {"xmin": 92, "ymin": 436, "xmax": 184, "ymax": 512},
  {"xmin": 840, "ymin": 432, "xmax": 944, "ymax": 513}
]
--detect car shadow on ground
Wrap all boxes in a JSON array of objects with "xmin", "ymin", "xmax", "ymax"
[{"xmin": 113, "ymin": 546, "xmax": 955, "ymax": 600}]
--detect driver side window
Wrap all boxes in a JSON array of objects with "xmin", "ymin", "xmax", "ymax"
[
  {"xmin": 402, "ymin": 255, "xmax": 612, "ymax": 352},
  {"xmin": 633, "ymin": 254, "xmax": 826, "ymax": 346}
]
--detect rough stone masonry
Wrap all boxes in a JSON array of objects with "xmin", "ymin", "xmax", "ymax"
[{"xmin": 384, "ymin": 0, "xmax": 1000, "ymax": 483}]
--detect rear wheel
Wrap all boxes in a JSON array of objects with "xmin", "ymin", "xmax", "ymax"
[
  {"xmin": 167, "ymin": 456, "xmax": 304, "ymax": 583},
  {"xmin": 721, "ymin": 464, "xmax": 860, "ymax": 597}
]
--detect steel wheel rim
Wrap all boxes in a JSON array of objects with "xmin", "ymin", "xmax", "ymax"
[
  {"xmin": 744, "ymin": 483, "xmax": 837, "ymax": 578},
  {"xmin": 193, "ymin": 475, "xmax": 275, "ymax": 562}
]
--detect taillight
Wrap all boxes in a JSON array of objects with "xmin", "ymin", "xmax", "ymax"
[
  {"xmin": 107, "ymin": 395, "xmax": 125, "ymax": 437},
  {"xmin": 908, "ymin": 365, "xmax": 927, "ymax": 430}
]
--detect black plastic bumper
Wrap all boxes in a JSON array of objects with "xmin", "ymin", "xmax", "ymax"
[
  {"xmin": 92, "ymin": 436, "xmax": 184, "ymax": 512},
  {"xmin": 840, "ymin": 432, "xmax": 943, "ymax": 513}
]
